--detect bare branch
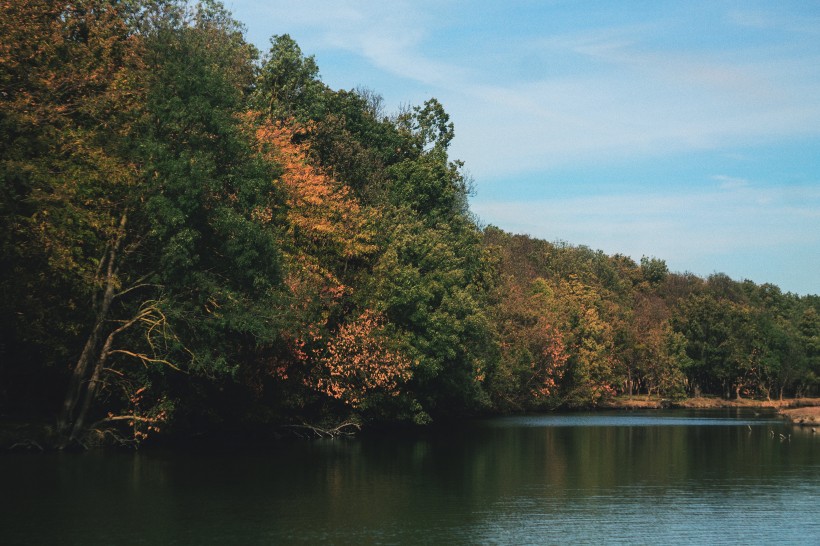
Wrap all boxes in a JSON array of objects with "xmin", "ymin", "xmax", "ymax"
[
  {"xmin": 109, "ymin": 310, "xmax": 152, "ymax": 336},
  {"xmin": 93, "ymin": 414, "xmax": 160, "ymax": 425},
  {"xmin": 108, "ymin": 349, "xmax": 182, "ymax": 371},
  {"xmin": 10, "ymin": 439, "xmax": 44, "ymax": 452},
  {"xmin": 114, "ymin": 281, "xmax": 161, "ymax": 299}
]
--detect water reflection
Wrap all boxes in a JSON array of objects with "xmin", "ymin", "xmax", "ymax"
[{"xmin": 1, "ymin": 411, "xmax": 818, "ymax": 544}]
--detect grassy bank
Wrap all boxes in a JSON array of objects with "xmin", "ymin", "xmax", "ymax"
[{"xmin": 604, "ymin": 395, "xmax": 820, "ymax": 427}]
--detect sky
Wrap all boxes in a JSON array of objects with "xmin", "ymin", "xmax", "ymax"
[{"xmin": 225, "ymin": 0, "xmax": 820, "ymax": 295}]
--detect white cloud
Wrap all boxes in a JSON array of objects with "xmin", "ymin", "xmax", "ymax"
[
  {"xmin": 471, "ymin": 184, "xmax": 820, "ymax": 269},
  {"xmin": 446, "ymin": 30, "xmax": 820, "ymax": 178}
]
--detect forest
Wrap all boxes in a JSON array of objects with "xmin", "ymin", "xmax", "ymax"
[{"xmin": 2, "ymin": 0, "xmax": 819, "ymax": 448}]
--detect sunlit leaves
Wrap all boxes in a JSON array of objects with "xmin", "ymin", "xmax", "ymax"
[
  {"xmin": 250, "ymin": 116, "xmax": 377, "ymax": 261},
  {"xmin": 314, "ymin": 310, "xmax": 412, "ymax": 409}
]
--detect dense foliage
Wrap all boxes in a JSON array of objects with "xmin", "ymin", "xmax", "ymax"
[
  {"xmin": 483, "ymin": 231, "xmax": 819, "ymax": 408},
  {"xmin": 2, "ymin": 1, "xmax": 818, "ymax": 446}
]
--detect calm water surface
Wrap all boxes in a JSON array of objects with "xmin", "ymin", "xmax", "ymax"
[{"xmin": 2, "ymin": 409, "xmax": 819, "ymax": 544}]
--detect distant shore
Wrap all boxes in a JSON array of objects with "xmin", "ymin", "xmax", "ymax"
[{"xmin": 604, "ymin": 395, "xmax": 820, "ymax": 426}]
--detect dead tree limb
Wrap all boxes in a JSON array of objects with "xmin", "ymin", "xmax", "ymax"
[{"xmin": 281, "ymin": 421, "xmax": 362, "ymax": 439}]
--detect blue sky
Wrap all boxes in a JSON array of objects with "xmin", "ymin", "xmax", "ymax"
[{"xmin": 225, "ymin": 0, "xmax": 820, "ymax": 295}]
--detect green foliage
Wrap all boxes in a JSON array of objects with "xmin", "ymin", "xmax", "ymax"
[
  {"xmin": 387, "ymin": 99, "xmax": 470, "ymax": 218},
  {"xmin": 485, "ymin": 227, "xmax": 818, "ymax": 407},
  {"xmin": 640, "ymin": 256, "xmax": 669, "ymax": 286},
  {"xmin": 361, "ymin": 208, "xmax": 495, "ymax": 418},
  {"xmin": 252, "ymin": 34, "xmax": 324, "ymax": 121}
]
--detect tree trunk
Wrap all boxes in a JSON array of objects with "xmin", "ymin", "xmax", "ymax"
[
  {"xmin": 67, "ymin": 327, "xmax": 119, "ymax": 445},
  {"xmin": 58, "ymin": 213, "xmax": 126, "ymax": 448}
]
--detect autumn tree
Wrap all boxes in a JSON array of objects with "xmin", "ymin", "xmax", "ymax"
[
  {"xmin": 314, "ymin": 310, "xmax": 413, "ymax": 413},
  {"xmin": 551, "ymin": 276, "xmax": 618, "ymax": 406},
  {"xmin": 488, "ymin": 277, "xmax": 567, "ymax": 411},
  {"xmin": 0, "ymin": 0, "xmax": 288, "ymax": 446},
  {"xmin": 621, "ymin": 293, "xmax": 687, "ymax": 399},
  {"xmin": 245, "ymin": 115, "xmax": 387, "ymax": 414},
  {"xmin": 0, "ymin": 0, "xmax": 151, "ymax": 429}
]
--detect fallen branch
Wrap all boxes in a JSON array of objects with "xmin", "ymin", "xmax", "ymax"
[
  {"xmin": 281, "ymin": 421, "xmax": 361, "ymax": 439},
  {"xmin": 97, "ymin": 428, "xmax": 131, "ymax": 442},
  {"xmin": 9, "ymin": 439, "xmax": 44, "ymax": 452}
]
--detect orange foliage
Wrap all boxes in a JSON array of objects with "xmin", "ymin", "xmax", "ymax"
[
  {"xmin": 529, "ymin": 319, "xmax": 568, "ymax": 398},
  {"xmin": 0, "ymin": 1, "xmax": 145, "ymax": 128},
  {"xmin": 247, "ymin": 115, "xmax": 377, "ymax": 259},
  {"xmin": 495, "ymin": 281, "xmax": 567, "ymax": 402},
  {"xmin": 109, "ymin": 385, "xmax": 170, "ymax": 443},
  {"xmin": 314, "ymin": 310, "xmax": 413, "ymax": 408},
  {"xmin": 1, "ymin": 0, "xmax": 146, "ymax": 278},
  {"xmin": 242, "ymin": 113, "xmax": 387, "ymax": 395},
  {"xmin": 276, "ymin": 253, "xmax": 348, "ymax": 374}
]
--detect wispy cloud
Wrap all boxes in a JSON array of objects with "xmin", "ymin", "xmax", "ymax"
[
  {"xmin": 448, "ymin": 23, "xmax": 820, "ymax": 177},
  {"xmin": 471, "ymin": 183, "xmax": 820, "ymax": 282},
  {"xmin": 727, "ymin": 9, "xmax": 820, "ymax": 35},
  {"xmin": 711, "ymin": 175, "xmax": 749, "ymax": 190}
]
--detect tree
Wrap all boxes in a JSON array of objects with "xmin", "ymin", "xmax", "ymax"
[
  {"xmin": 252, "ymin": 34, "xmax": 324, "ymax": 121},
  {"xmin": 640, "ymin": 256, "xmax": 669, "ymax": 286},
  {"xmin": 314, "ymin": 310, "xmax": 413, "ymax": 411},
  {"xmin": 553, "ymin": 276, "xmax": 618, "ymax": 406},
  {"xmin": 43, "ymin": 0, "xmax": 287, "ymax": 446},
  {"xmin": 388, "ymin": 99, "xmax": 470, "ymax": 218},
  {"xmin": 488, "ymin": 278, "xmax": 567, "ymax": 411},
  {"xmin": 362, "ymin": 207, "xmax": 495, "ymax": 420},
  {"xmin": 245, "ymin": 114, "xmax": 385, "ymax": 418},
  {"xmin": 796, "ymin": 307, "xmax": 820, "ymax": 396},
  {"xmin": 624, "ymin": 293, "xmax": 687, "ymax": 398},
  {"xmin": 0, "ymin": 0, "xmax": 155, "ymax": 429}
]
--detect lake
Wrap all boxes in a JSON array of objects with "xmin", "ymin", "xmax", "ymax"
[{"xmin": 2, "ymin": 409, "xmax": 818, "ymax": 544}]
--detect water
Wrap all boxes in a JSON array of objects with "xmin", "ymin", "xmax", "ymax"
[{"xmin": 2, "ymin": 409, "xmax": 818, "ymax": 544}]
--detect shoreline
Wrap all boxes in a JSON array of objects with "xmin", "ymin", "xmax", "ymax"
[
  {"xmin": 4, "ymin": 397, "xmax": 820, "ymax": 450},
  {"xmin": 603, "ymin": 396, "xmax": 820, "ymax": 427},
  {"xmin": 777, "ymin": 405, "xmax": 820, "ymax": 427}
]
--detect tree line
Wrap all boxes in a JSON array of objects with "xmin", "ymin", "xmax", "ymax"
[{"xmin": 1, "ymin": 0, "xmax": 818, "ymax": 447}]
